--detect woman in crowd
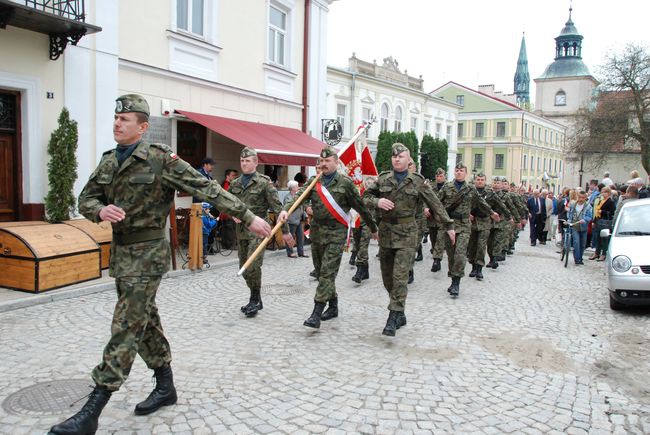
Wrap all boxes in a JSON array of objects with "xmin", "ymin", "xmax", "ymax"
[
  {"xmin": 591, "ymin": 186, "xmax": 616, "ymax": 261},
  {"xmin": 283, "ymin": 180, "xmax": 308, "ymax": 258},
  {"xmin": 567, "ymin": 190, "xmax": 593, "ymax": 265}
]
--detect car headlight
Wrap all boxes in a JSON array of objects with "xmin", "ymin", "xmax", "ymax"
[{"xmin": 612, "ymin": 255, "xmax": 631, "ymax": 273}]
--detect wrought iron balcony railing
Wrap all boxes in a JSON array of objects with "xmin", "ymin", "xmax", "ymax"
[{"xmin": 24, "ymin": 0, "xmax": 86, "ymax": 22}]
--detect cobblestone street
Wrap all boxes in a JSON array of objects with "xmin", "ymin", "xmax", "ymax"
[{"xmin": 0, "ymin": 239, "xmax": 649, "ymax": 434}]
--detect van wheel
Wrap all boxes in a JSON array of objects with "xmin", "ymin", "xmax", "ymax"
[{"xmin": 609, "ymin": 294, "xmax": 624, "ymax": 311}]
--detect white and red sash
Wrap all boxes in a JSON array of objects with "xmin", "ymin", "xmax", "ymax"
[{"xmin": 315, "ymin": 181, "xmax": 352, "ymax": 227}]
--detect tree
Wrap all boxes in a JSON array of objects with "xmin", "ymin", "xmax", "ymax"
[
  {"xmin": 375, "ymin": 130, "xmax": 394, "ymax": 172},
  {"xmin": 573, "ymin": 44, "xmax": 650, "ymax": 174},
  {"xmin": 45, "ymin": 108, "xmax": 78, "ymax": 222}
]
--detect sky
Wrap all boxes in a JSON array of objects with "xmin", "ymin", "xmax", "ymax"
[{"xmin": 326, "ymin": 0, "xmax": 649, "ymax": 102}]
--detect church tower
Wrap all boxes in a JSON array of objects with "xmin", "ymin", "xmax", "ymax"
[
  {"xmin": 513, "ymin": 34, "xmax": 530, "ymax": 107},
  {"xmin": 534, "ymin": 6, "xmax": 598, "ymax": 127}
]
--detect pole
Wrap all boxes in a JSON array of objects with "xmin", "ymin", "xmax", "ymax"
[
  {"xmin": 169, "ymin": 203, "xmax": 178, "ymax": 270},
  {"xmin": 237, "ymin": 173, "xmax": 321, "ymax": 276},
  {"xmin": 188, "ymin": 203, "xmax": 203, "ymax": 271}
]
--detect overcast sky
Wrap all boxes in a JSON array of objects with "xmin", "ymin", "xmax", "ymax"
[{"xmin": 326, "ymin": 0, "xmax": 649, "ymax": 102}]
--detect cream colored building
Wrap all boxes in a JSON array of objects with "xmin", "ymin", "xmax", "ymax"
[
  {"xmin": 327, "ymin": 55, "xmax": 460, "ymax": 174},
  {"xmin": 432, "ymin": 82, "xmax": 566, "ymax": 192},
  {"xmin": 0, "ymin": 0, "xmax": 333, "ymax": 220}
]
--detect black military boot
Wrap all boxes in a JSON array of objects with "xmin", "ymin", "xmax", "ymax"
[
  {"xmin": 431, "ymin": 258, "xmax": 441, "ymax": 272},
  {"xmin": 408, "ymin": 269, "xmax": 414, "ymax": 284},
  {"xmin": 475, "ymin": 265, "xmax": 484, "ymax": 281},
  {"xmin": 469, "ymin": 263, "xmax": 477, "ymax": 277},
  {"xmin": 486, "ymin": 257, "xmax": 499, "ymax": 269},
  {"xmin": 348, "ymin": 252, "xmax": 357, "ymax": 266},
  {"xmin": 448, "ymin": 276, "xmax": 460, "ymax": 297},
  {"xmin": 241, "ymin": 288, "xmax": 263, "ymax": 317},
  {"xmin": 382, "ymin": 310, "xmax": 400, "ymax": 336},
  {"xmin": 303, "ymin": 301, "xmax": 326, "ymax": 328},
  {"xmin": 396, "ymin": 311, "xmax": 407, "ymax": 329},
  {"xmin": 415, "ymin": 245, "xmax": 423, "ymax": 262},
  {"xmin": 506, "ymin": 248, "xmax": 514, "ymax": 256},
  {"xmin": 49, "ymin": 386, "xmax": 111, "ymax": 435},
  {"xmin": 134, "ymin": 364, "xmax": 178, "ymax": 415},
  {"xmin": 352, "ymin": 265, "xmax": 369, "ymax": 283},
  {"xmin": 309, "ymin": 269, "xmax": 318, "ymax": 278},
  {"xmin": 321, "ymin": 297, "xmax": 338, "ymax": 321}
]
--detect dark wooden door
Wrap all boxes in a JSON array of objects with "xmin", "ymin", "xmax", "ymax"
[{"xmin": 0, "ymin": 92, "xmax": 18, "ymax": 222}]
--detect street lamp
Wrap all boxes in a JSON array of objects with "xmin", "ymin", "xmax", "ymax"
[
  {"xmin": 578, "ymin": 153, "xmax": 584, "ymax": 189},
  {"xmin": 472, "ymin": 167, "xmax": 477, "ymax": 181}
]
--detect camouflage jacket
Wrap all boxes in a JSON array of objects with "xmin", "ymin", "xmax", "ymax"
[
  {"xmin": 510, "ymin": 191, "xmax": 529, "ymax": 220},
  {"xmin": 78, "ymin": 141, "xmax": 256, "ymax": 277},
  {"xmin": 426, "ymin": 181, "xmax": 446, "ymax": 228},
  {"xmin": 437, "ymin": 180, "xmax": 493, "ymax": 230},
  {"xmin": 228, "ymin": 172, "xmax": 287, "ymax": 240},
  {"xmin": 473, "ymin": 187, "xmax": 511, "ymax": 230},
  {"xmin": 284, "ymin": 172, "xmax": 377, "ymax": 243},
  {"xmin": 364, "ymin": 171, "xmax": 453, "ymax": 249}
]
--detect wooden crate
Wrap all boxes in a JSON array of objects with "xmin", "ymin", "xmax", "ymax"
[
  {"xmin": 64, "ymin": 219, "xmax": 112, "ymax": 269},
  {"xmin": 0, "ymin": 223, "xmax": 101, "ymax": 292}
]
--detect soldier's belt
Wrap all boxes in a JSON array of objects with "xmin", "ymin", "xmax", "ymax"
[
  {"xmin": 113, "ymin": 228, "xmax": 165, "ymax": 245},
  {"xmin": 381, "ymin": 216, "xmax": 415, "ymax": 225},
  {"xmin": 448, "ymin": 212, "xmax": 468, "ymax": 220}
]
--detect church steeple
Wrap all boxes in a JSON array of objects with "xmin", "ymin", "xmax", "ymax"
[{"xmin": 513, "ymin": 34, "xmax": 530, "ymax": 107}]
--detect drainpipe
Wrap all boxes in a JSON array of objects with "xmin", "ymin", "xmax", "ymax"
[{"xmin": 301, "ymin": 0, "xmax": 310, "ymax": 134}]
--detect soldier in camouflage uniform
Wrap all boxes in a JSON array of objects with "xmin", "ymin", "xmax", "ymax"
[
  {"xmin": 486, "ymin": 177, "xmax": 511, "ymax": 268},
  {"xmin": 407, "ymin": 159, "xmax": 426, "ymax": 284},
  {"xmin": 467, "ymin": 173, "xmax": 511, "ymax": 280},
  {"xmin": 350, "ymin": 176, "xmax": 377, "ymax": 284},
  {"xmin": 228, "ymin": 147, "xmax": 294, "ymax": 317},
  {"xmin": 436, "ymin": 163, "xmax": 499, "ymax": 297},
  {"xmin": 509, "ymin": 182, "xmax": 529, "ymax": 251},
  {"xmin": 364, "ymin": 144, "xmax": 454, "ymax": 336},
  {"xmin": 427, "ymin": 168, "xmax": 447, "ymax": 271},
  {"xmin": 50, "ymin": 95, "xmax": 272, "ymax": 435},
  {"xmin": 279, "ymin": 146, "xmax": 377, "ymax": 329}
]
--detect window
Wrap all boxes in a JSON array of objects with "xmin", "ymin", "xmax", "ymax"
[
  {"xmin": 410, "ymin": 117, "xmax": 417, "ymax": 132},
  {"xmin": 475, "ymin": 122, "xmax": 484, "ymax": 138},
  {"xmin": 495, "ymin": 153, "xmax": 504, "ymax": 170},
  {"xmin": 424, "ymin": 120, "xmax": 430, "ymax": 134},
  {"xmin": 555, "ymin": 90, "xmax": 566, "ymax": 106},
  {"xmin": 554, "ymin": 159, "xmax": 558, "ymax": 172},
  {"xmin": 177, "ymin": 0, "xmax": 204, "ymax": 36},
  {"xmin": 362, "ymin": 107, "xmax": 371, "ymax": 123},
  {"xmin": 523, "ymin": 155, "xmax": 527, "ymax": 170},
  {"xmin": 446, "ymin": 126, "xmax": 452, "ymax": 144},
  {"xmin": 544, "ymin": 130, "xmax": 548, "ymax": 143},
  {"xmin": 530, "ymin": 156, "xmax": 534, "ymax": 170},
  {"xmin": 543, "ymin": 158, "xmax": 546, "ymax": 171},
  {"xmin": 336, "ymin": 104, "xmax": 346, "ymax": 134},
  {"xmin": 268, "ymin": 5, "xmax": 287, "ymax": 66},
  {"xmin": 456, "ymin": 153, "xmax": 463, "ymax": 164},
  {"xmin": 524, "ymin": 123, "xmax": 528, "ymax": 138},
  {"xmin": 457, "ymin": 123, "xmax": 464, "ymax": 138},
  {"xmin": 473, "ymin": 153, "xmax": 483, "ymax": 169},
  {"xmin": 496, "ymin": 121, "xmax": 506, "ymax": 137},
  {"xmin": 436, "ymin": 123, "xmax": 442, "ymax": 139},
  {"xmin": 456, "ymin": 95, "xmax": 464, "ymax": 106},
  {"xmin": 380, "ymin": 103, "xmax": 389, "ymax": 131},
  {"xmin": 394, "ymin": 106, "xmax": 403, "ymax": 132},
  {"xmin": 531, "ymin": 125, "xmax": 535, "ymax": 140},
  {"xmin": 559, "ymin": 160, "xmax": 563, "ymax": 173},
  {"xmin": 537, "ymin": 157, "xmax": 540, "ymax": 171}
]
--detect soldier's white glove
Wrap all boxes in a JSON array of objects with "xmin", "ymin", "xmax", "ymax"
[{"xmin": 447, "ymin": 229, "xmax": 456, "ymax": 246}]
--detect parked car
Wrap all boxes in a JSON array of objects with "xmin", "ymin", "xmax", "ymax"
[{"xmin": 601, "ymin": 198, "xmax": 650, "ymax": 310}]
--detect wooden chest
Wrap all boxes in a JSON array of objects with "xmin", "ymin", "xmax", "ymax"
[
  {"xmin": 0, "ymin": 223, "xmax": 101, "ymax": 292},
  {"xmin": 64, "ymin": 219, "xmax": 112, "ymax": 270}
]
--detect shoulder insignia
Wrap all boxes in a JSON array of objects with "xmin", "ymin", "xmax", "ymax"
[
  {"xmin": 150, "ymin": 143, "xmax": 173, "ymax": 152},
  {"xmin": 258, "ymin": 174, "xmax": 271, "ymax": 181},
  {"xmin": 101, "ymin": 148, "xmax": 115, "ymax": 156},
  {"xmin": 379, "ymin": 170, "xmax": 391, "ymax": 177},
  {"xmin": 411, "ymin": 172, "xmax": 425, "ymax": 180}
]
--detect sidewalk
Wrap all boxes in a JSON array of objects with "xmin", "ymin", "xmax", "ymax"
[{"xmin": 0, "ymin": 247, "xmax": 293, "ymax": 314}]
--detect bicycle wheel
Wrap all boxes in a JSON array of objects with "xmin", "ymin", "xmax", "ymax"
[{"xmin": 217, "ymin": 238, "xmax": 233, "ymax": 256}]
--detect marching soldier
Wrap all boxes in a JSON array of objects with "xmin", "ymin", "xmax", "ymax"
[
  {"xmin": 467, "ymin": 173, "xmax": 511, "ymax": 280},
  {"xmin": 229, "ymin": 147, "xmax": 295, "ymax": 318},
  {"xmin": 408, "ymin": 158, "xmax": 426, "ymax": 284},
  {"xmin": 49, "ymin": 94, "xmax": 272, "ymax": 435},
  {"xmin": 279, "ymin": 146, "xmax": 377, "ymax": 329},
  {"xmin": 364, "ymin": 143, "xmax": 454, "ymax": 336},
  {"xmin": 437, "ymin": 163, "xmax": 499, "ymax": 297},
  {"xmin": 508, "ymin": 181, "xmax": 529, "ymax": 252},
  {"xmin": 429, "ymin": 168, "xmax": 448, "ymax": 272},
  {"xmin": 487, "ymin": 177, "xmax": 508, "ymax": 268},
  {"xmin": 351, "ymin": 176, "xmax": 377, "ymax": 283}
]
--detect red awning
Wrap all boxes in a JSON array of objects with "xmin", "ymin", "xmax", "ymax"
[{"xmin": 176, "ymin": 110, "xmax": 324, "ymax": 166}]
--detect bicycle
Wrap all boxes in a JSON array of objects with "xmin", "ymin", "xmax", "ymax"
[
  {"xmin": 559, "ymin": 220, "xmax": 578, "ymax": 268},
  {"xmin": 206, "ymin": 218, "xmax": 233, "ymax": 257}
]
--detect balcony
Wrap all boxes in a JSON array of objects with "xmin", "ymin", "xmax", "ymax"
[{"xmin": 0, "ymin": 0, "xmax": 101, "ymax": 60}]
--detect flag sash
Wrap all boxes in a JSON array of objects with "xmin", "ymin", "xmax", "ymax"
[{"xmin": 315, "ymin": 182, "xmax": 352, "ymax": 228}]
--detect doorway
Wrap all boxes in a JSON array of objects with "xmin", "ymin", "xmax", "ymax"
[{"xmin": 0, "ymin": 91, "xmax": 20, "ymax": 222}]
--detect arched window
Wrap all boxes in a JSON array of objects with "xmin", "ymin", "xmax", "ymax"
[
  {"xmin": 555, "ymin": 90, "xmax": 566, "ymax": 106},
  {"xmin": 394, "ymin": 106, "xmax": 403, "ymax": 132},
  {"xmin": 380, "ymin": 103, "xmax": 389, "ymax": 131}
]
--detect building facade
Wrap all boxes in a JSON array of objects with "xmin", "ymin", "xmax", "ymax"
[
  {"xmin": 0, "ymin": 0, "xmax": 333, "ymax": 220},
  {"xmin": 432, "ymin": 82, "xmax": 566, "ymax": 192},
  {"xmin": 326, "ymin": 54, "xmax": 460, "ymax": 175}
]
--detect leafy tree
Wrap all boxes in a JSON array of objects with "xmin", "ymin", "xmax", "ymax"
[
  {"xmin": 375, "ymin": 130, "xmax": 394, "ymax": 172},
  {"xmin": 420, "ymin": 134, "xmax": 448, "ymax": 179},
  {"xmin": 45, "ymin": 108, "xmax": 78, "ymax": 222},
  {"xmin": 572, "ymin": 44, "xmax": 650, "ymax": 174}
]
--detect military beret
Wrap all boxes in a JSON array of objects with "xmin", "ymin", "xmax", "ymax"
[
  {"xmin": 435, "ymin": 168, "xmax": 446, "ymax": 176},
  {"xmin": 500, "ymin": 177, "xmax": 508, "ymax": 182},
  {"xmin": 320, "ymin": 146, "xmax": 338, "ymax": 159},
  {"xmin": 240, "ymin": 147, "xmax": 258, "ymax": 158},
  {"xmin": 391, "ymin": 143, "xmax": 409, "ymax": 156},
  {"xmin": 476, "ymin": 172, "xmax": 486, "ymax": 178},
  {"xmin": 115, "ymin": 94, "xmax": 150, "ymax": 116},
  {"xmin": 510, "ymin": 182, "xmax": 516, "ymax": 187},
  {"xmin": 454, "ymin": 162, "xmax": 467, "ymax": 170}
]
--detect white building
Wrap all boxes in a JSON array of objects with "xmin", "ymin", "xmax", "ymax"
[{"xmin": 326, "ymin": 54, "xmax": 460, "ymax": 174}]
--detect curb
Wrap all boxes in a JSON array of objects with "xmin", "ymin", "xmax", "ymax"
[{"xmin": 0, "ymin": 248, "xmax": 297, "ymax": 314}]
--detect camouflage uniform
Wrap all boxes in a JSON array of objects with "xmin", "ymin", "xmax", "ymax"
[
  {"xmin": 364, "ymin": 167, "xmax": 453, "ymax": 312},
  {"xmin": 488, "ymin": 187, "xmax": 512, "ymax": 260},
  {"xmin": 283, "ymin": 171, "xmax": 376, "ymax": 304},
  {"xmin": 350, "ymin": 216, "xmax": 372, "ymax": 267},
  {"xmin": 468, "ymin": 186, "xmax": 510, "ymax": 267},
  {"xmin": 428, "ymin": 181, "xmax": 446, "ymax": 258},
  {"xmin": 504, "ymin": 186, "xmax": 525, "ymax": 251},
  {"xmin": 228, "ymin": 163, "xmax": 287, "ymax": 295},
  {"xmin": 79, "ymin": 140, "xmax": 257, "ymax": 391}
]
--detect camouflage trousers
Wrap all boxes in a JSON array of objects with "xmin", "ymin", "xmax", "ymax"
[
  {"xmin": 312, "ymin": 239, "xmax": 345, "ymax": 303},
  {"xmin": 445, "ymin": 223, "xmax": 471, "ymax": 277},
  {"xmin": 351, "ymin": 225, "xmax": 371, "ymax": 266},
  {"xmin": 427, "ymin": 226, "xmax": 439, "ymax": 256},
  {"xmin": 467, "ymin": 226, "xmax": 490, "ymax": 266},
  {"xmin": 487, "ymin": 226, "xmax": 505, "ymax": 257},
  {"xmin": 237, "ymin": 237, "xmax": 265, "ymax": 291},
  {"xmin": 432, "ymin": 227, "xmax": 447, "ymax": 259},
  {"xmin": 379, "ymin": 246, "xmax": 415, "ymax": 312},
  {"xmin": 92, "ymin": 276, "xmax": 172, "ymax": 391}
]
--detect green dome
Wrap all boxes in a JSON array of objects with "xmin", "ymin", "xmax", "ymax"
[
  {"xmin": 538, "ymin": 58, "xmax": 591, "ymax": 79},
  {"xmin": 560, "ymin": 17, "xmax": 579, "ymax": 36}
]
